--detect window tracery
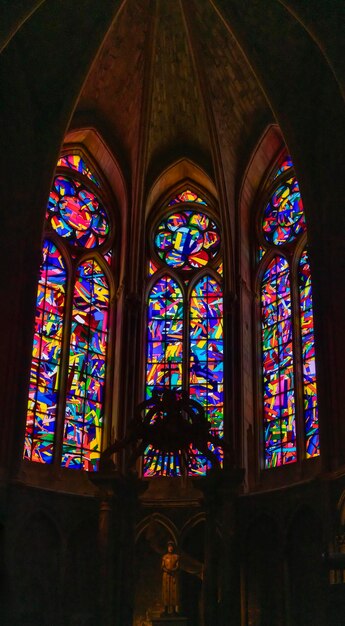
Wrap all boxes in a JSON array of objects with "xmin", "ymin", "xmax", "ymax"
[
  {"xmin": 24, "ymin": 152, "xmax": 113, "ymax": 471},
  {"xmin": 257, "ymin": 153, "xmax": 319, "ymax": 468},
  {"xmin": 144, "ymin": 189, "xmax": 223, "ymax": 477}
]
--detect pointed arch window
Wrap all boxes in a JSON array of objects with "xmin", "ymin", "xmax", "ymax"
[
  {"xmin": 24, "ymin": 152, "xmax": 114, "ymax": 471},
  {"xmin": 145, "ymin": 189, "xmax": 223, "ymax": 477},
  {"xmin": 257, "ymin": 154, "xmax": 319, "ymax": 468}
]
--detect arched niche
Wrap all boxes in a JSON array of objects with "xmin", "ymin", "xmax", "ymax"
[
  {"xmin": 133, "ymin": 516, "xmax": 178, "ymax": 625},
  {"xmin": 146, "ymin": 158, "xmax": 218, "ymax": 219}
]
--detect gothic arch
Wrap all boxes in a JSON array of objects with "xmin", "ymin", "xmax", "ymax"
[
  {"xmin": 23, "ymin": 145, "xmax": 119, "ymax": 472},
  {"xmin": 146, "ymin": 159, "xmax": 218, "ymax": 218},
  {"xmin": 134, "ymin": 514, "xmax": 179, "ymax": 624},
  {"xmin": 135, "ymin": 514, "xmax": 179, "ymax": 546},
  {"xmin": 180, "ymin": 513, "xmax": 206, "ymax": 544},
  {"xmin": 142, "ymin": 185, "xmax": 224, "ymax": 477},
  {"xmin": 63, "ymin": 127, "xmax": 128, "ymax": 223},
  {"xmin": 13, "ymin": 508, "xmax": 63, "ymax": 545}
]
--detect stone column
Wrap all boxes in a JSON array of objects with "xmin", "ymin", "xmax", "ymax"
[
  {"xmin": 198, "ymin": 468, "xmax": 244, "ymax": 626},
  {"xmin": 98, "ymin": 489, "xmax": 114, "ymax": 626},
  {"xmin": 0, "ymin": 0, "xmax": 123, "ymax": 480},
  {"xmin": 91, "ymin": 471, "xmax": 148, "ymax": 626}
]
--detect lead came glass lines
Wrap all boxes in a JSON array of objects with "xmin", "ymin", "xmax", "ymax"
[
  {"xmin": 144, "ymin": 276, "xmax": 184, "ymax": 476},
  {"xmin": 146, "ymin": 276, "xmax": 183, "ymax": 397},
  {"xmin": 62, "ymin": 260, "xmax": 109, "ymax": 471},
  {"xmin": 272, "ymin": 155, "xmax": 293, "ymax": 181},
  {"xmin": 154, "ymin": 211, "xmax": 220, "ymax": 271},
  {"xmin": 24, "ymin": 240, "xmax": 67, "ymax": 463},
  {"xmin": 189, "ymin": 276, "xmax": 224, "ymax": 473},
  {"xmin": 259, "ymin": 153, "xmax": 319, "ymax": 468},
  {"xmin": 24, "ymin": 152, "xmax": 112, "ymax": 471},
  {"xmin": 261, "ymin": 256, "xmax": 296, "ymax": 467},
  {"xmin": 168, "ymin": 189, "xmax": 207, "ymax": 206},
  {"xmin": 47, "ymin": 176, "xmax": 109, "ymax": 249},
  {"xmin": 262, "ymin": 177, "xmax": 306, "ymax": 245},
  {"xmin": 145, "ymin": 199, "xmax": 223, "ymax": 477},
  {"xmin": 57, "ymin": 154, "xmax": 100, "ymax": 187},
  {"xmin": 299, "ymin": 250, "xmax": 320, "ymax": 458}
]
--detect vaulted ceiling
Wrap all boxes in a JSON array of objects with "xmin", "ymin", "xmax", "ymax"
[{"xmin": 76, "ymin": 0, "xmax": 272, "ymax": 197}]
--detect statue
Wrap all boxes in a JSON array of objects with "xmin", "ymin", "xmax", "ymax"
[{"xmin": 161, "ymin": 541, "xmax": 180, "ymax": 615}]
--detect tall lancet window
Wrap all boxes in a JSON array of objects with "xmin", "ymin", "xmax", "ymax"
[
  {"xmin": 257, "ymin": 153, "xmax": 319, "ymax": 468},
  {"xmin": 145, "ymin": 189, "xmax": 224, "ymax": 477},
  {"xmin": 24, "ymin": 153, "xmax": 114, "ymax": 471}
]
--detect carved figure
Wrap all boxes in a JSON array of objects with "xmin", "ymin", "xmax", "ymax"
[{"xmin": 161, "ymin": 541, "xmax": 179, "ymax": 615}]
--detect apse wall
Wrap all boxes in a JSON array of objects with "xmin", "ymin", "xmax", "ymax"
[{"xmin": 0, "ymin": 3, "xmax": 344, "ymax": 626}]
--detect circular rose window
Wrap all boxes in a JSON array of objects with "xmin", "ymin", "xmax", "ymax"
[{"xmin": 154, "ymin": 210, "xmax": 220, "ymax": 270}]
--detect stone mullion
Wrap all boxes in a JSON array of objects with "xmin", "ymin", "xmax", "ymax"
[
  {"xmin": 211, "ymin": 0, "xmax": 345, "ymax": 472},
  {"xmin": 52, "ymin": 248, "xmax": 75, "ymax": 467},
  {"xmin": 116, "ymin": 4, "xmax": 158, "ymax": 456},
  {"xmin": 0, "ymin": 0, "xmax": 125, "ymax": 478}
]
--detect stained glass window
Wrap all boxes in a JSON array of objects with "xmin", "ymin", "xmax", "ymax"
[
  {"xmin": 57, "ymin": 154, "xmax": 100, "ymax": 187},
  {"xmin": 24, "ymin": 152, "xmax": 112, "ymax": 471},
  {"xmin": 299, "ymin": 250, "xmax": 319, "ymax": 458},
  {"xmin": 262, "ymin": 177, "xmax": 306, "ymax": 245},
  {"xmin": 258, "ymin": 154, "xmax": 319, "ymax": 468},
  {"xmin": 47, "ymin": 176, "xmax": 109, "ymax": 248},
  {"xmin": 261, "ymin": 256, "xmax": 296, "ymax": 467},
  {"xmin": 258, "ymin": 246, "xmax": 266, "ymax": 262},
  {"xmin": 146, "ymin": 276, "xmax": 184, "ymax": 401},
  {"xmin": 154, "ymin": 210, "xmax": 220, "ymax": 271},
  {"xmin": 104, "ymin": 250, "xmax": 113, "ymax": 266},
  {"xmin": 190, "ymin": 276, "xmax": 224, "ymax": 473},
  {"xmin": 168, "ymin": 189, "xmax": 207, "ymax": 206},
  {"xmin": 216, "ymin": 262, "xmax": 223, "ymax": 277},
  {"xmin": 62, "ymin": 260, "xmax": 109, "ymax": 471},
  {"xmin": 149, "ymin": 260, "xmax": 158, "ymax": 276},
  {"xmin": 272, "ymin": 154, "xmax": 293, "ymax": 180},
  {"xmin": 24, "ymin": 240, "xmax": 67, "ymax": 464},
  {"xmin": 145, "ymin": 196, "xmax": 223, "ymax": 477}
]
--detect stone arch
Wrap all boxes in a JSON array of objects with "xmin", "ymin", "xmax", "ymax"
[
  {"xmin": 146, "ymin": 158, "xmax": 218, "ymax": 219},
  {"xmin": 237, "ymin": 124, "xmax": 286, "ymax": 483},
  {"xmin": 136, "ymin": 513, "xmax": 178, "ymax": 546},
  {"xmin": 63, "ymin": 126, "xmax": 128, "ymax": 226},
  {"xmin": 238, "ymin": 123, "xmax": 284, "ymax": 273},
  {"xmin": 134, "ymin": 514, "xmax": 178, "ymax": 625}
]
